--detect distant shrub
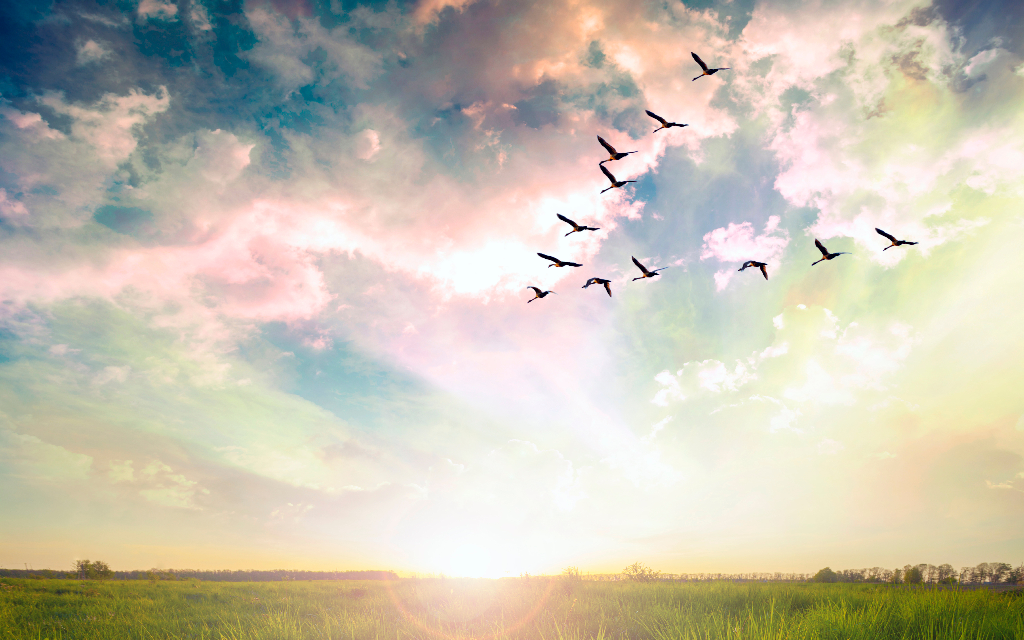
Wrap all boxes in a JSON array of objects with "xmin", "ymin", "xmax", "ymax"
[{"xmin": 622, "ymin": 562, "xmax": 661, "ymax": 583}]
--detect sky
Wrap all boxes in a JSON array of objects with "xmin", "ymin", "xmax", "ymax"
[{"xmin": 0, "ymin": 0, "xmax": 1022, "ymax": 579}]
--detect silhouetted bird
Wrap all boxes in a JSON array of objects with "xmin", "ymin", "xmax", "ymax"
[
  {"xmin": 631, "ymin": 256, "xmax": 666, "ymax": 281},
  {"xmin": 600, "ymin": 165, "xmax": 637, "ymax": 194},
  {"xmin": 526, "ymin": 287, "xmax": 555, "ymax": 303},
  {"xmin": 739, "ymin": 260, "xmax": 768, "ymax": 280},
  {"xmin": 812, "ymin": 239, "xmax": 850, "ymax": 266},
  {"xmin": 646, "ymin": 110, "xmax": 688, "ymax": 132},
  {"xmin": 583, "ymin": 277, "xmax": 612, "ymax": 297},
  {"xmin": 597, "ymin": 135, "xmax": 637, "ymax": 164},
  {"xmin": 557, "ymin": 213, "xmax": 599, "ymax": 237},
  {"xmin": 691, "ymin": 52, "xmax": 730, "ymax": 81},
  {"xmin": 875, "ymin": 228, "xmax": 918, "ymax": 250},
  {"xmin": 538, "ymin": 252, "xmax": 582, "ymax": 268}
]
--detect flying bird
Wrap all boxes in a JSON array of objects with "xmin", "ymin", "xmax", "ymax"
[
  {"xmin": 583, "ymin": 277, "xmax": 612, "ymax": 297},
  {"xmin": 526, "ymin": 287, "xmax": 555, "ymax": 303},
  {"xmin": 597, "ymin": 135, "xmax": 637, "ymax": 164},
  {"xmin": 557, "ymin": 213, "xmax": 599, "ymax": 236},
  {"xmin": 600, "ymin": 164, "xmax": 637, "ymax": 194},
  {"xmin": 631, "ymin": 256, "xmax": 666, "ymax": 281},
  {"xmin": 739, "ymin": 260, "xmax": 768, "ymax": 280},
  {"xmin": 875, "ymin": 227, "xmax": 918, "ymax": 250},
  {"xmin": 645, "ymin": 110, "xmax": 688, "ymax": 132},
  {"xmin": 812, "ymin": 239, "xmax": 850, "ymax": 266},
  {"xmin": 538, "ymin": 252, "xmax": 582, "ymax": 268},
  {"xmin": 691, "ymin": 51, "xmax": 730, "ymax": 81}
]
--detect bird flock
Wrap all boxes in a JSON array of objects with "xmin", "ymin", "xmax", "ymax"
[{"xmin": 526, "ymin": 52, "xmax": 918, "ymax": 303}]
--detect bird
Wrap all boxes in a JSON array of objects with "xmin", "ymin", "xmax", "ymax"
[
  {"xmin": 812, "ymin": 239, "xmax": 850, "ymax": 266},
  {"xmin": 583, "ymin": 277, "xmax": 612, "ymax": 297},
  {"xmin": 631, "ymin": 256, "xmax": 666, "ymax": 281},
  {"xmin": 691, "ymin": 52, "xmax": 730, "ymax": 81},
  {"xmin": 645, "ymin": 110, "xmax": 688, "ymax": 132},
  {"xmin": 600, "ymin": 164, "xmax": 637, "ymax": 194},
  {"xmin": 538, "ymin": 252, "xmax": 582, "ymax": 268},
  {"xmin": 739, "ymin": 260, "xmax": 768, "ymax": 280},
  {"xmin": 526, "ymin": 287, "xmax": 555, "ymax": 303},
  {"xmin": 875, "ymin": 227, "xmax": 918, "ymax": 250},
  {"xmin": 597, "ymin": 135, "xmax": 637, "ymax": 164},
  {"xmin": 557, "ymin": 213, "xmax": 599, "ymax": 237}
]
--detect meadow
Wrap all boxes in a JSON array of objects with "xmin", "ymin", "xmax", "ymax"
[{"xmin": 1, "ymin": 577, "xmax": 1021, "ymax": 640}]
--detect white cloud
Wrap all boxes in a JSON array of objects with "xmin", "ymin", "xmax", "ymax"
[
  {"xmin": 137, "ymin": 0, "xmax": 178, "ymax": 21},
  {"xmin": 76, "ymin": 39, "xmax": 112, "ymax": 65},
  {"xmin": 191, "ymin": 129, "xmax": 254, "ymax": 183},
  {"xmin": 38, "ymin": 87, "xmax": 170, "ymax": 166},
  {"xmin": 137, "ymin": 460, "xmax": 209, "ymax": 509},
  {"xmin": 355, "ymin": 129, "xmax": 381, "ymax": 161},
  {"xmin": 701, "ymin": 216, "xmax": 790, "ymax": 290}
]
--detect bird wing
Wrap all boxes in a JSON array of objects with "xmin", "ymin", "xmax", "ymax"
[
  {"xmin": 739, "ymin": 261, "xmax": 752, "ymax": 270},
  {"xmin": 557, "ymin": 213, "xmax": 578, "ymax": 228},
  {"xmin": 875, "ymin": 227, "xmax": 897, "ymax": 242},
  {"xmin": 645, "ymin": 110, "xmax": 668, "ymax": 126},
  {"xmin": 537, "ymin": 253, "xmax": 559, "ymax": 264},
  {"xmin": 527, "ymin": 286, "xmax": 542, "ymax": 295},
  {"xmin": 597, "ymin": 135, "xmax": 616, "ymax": 155},
  {"xmin": 814, "ymin": 239, "xmax": 829, "ymax": 256},
  {"xmin": 603, "ymin": 281, "xmax": 612, "ymax": 297},
  {"xmin": 759, "ymin": 264, "xmax": 768, "ymax": 280},
  {"xmin": 600, "ymin": 164, "xmax": 617, "ymax": 184},
  {"xmin": 632, "ymin": 256, "xmax": 650, "ymax": 274},
  {"xmin": 566, "ymin": 262, "xmax": 582, "ymax": 267},
  {"xmin": 692, "ymin": 51, "xmax": 709, "ymax": 72},
  {"xmin": 584, "ymin": 277, "xmax": 597, "ymax": 286}
]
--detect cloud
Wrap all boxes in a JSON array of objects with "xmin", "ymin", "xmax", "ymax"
[
  {"xmin": 700, "ymin": 215, "xmax": 790, "ymax": 290},
  {"xmin": 76, "ymin": 39, "xmax": 112, "ymax": 65},
  {"xmin": 137, "ymin": 0, "xmax": 178, "ymax": 21}
]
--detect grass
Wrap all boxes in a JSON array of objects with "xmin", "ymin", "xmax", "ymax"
[{"xmin": 0, "ymin": 578, "xmax": 1021, "ymax": 640}]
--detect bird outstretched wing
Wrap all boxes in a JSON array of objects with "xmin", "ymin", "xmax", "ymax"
[
  {"xmin": 632, "ymin": 256, "xmax": 651, "ymax": 274},
  {"xmin": 814, "ymin": 239, "xmax": 829, "ymax": 256},
  {"xmin": 537, "ymin": 253, "xmax": 559, "ymax": 264},
  {"xmin": 565, "ymin": 261, "xmax": 582, "ymax": 267},
  {"xmin": 557, "ymin": 213, "xmax": 578, "ymax": 227},
  {"xmin": 527, "ymin": 286, "xmax": 542, "ymax": 295},
  {"xmin": 759, "ymin": 264, "xmax": 768, "ymax": 280},
  {"xmin": 597, "ymin": 135, "xmax": 616, "ymax": 155},
  {"xmin": 645, "ymin": 110, "xmax": 668, "ymax": 126},
  {"xmin": 692, "ymin": 52, "xmax": 709, "ymax": 72},
  {"xmin": 600, "ymin": 164, "xmax": 617, "ymax": 184},
  {"xmin": 603, "ymin": 281, "xmax": 612, "ymax": 297},
  {"xmin": 875, "ymin": 228, "xmax": 897, "ymax": 243}
]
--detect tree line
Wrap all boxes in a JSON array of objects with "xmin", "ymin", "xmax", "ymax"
[
  {"xmin": 811, "ymin": 562, "xmax": 1024, "ymax": 585},
  {"xmin": 0, "ymin": 561, "xmax": 397, "ymax": 582}
]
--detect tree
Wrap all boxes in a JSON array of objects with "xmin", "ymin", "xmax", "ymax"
[
  {"xmin": 622, "ymin": 562, "xmax": 661, "ymax": 583},
  {"xmin": 811, "ymin": 567, "xmax": 838, "ymax": 583},
  {"xmin": 904, "ymin": 565, "xmax": 923, "ymax": 584},
  {"xmin": 990, "ymin": 562, "xmax": 1011, "ymax": 584},
  {"xmin": 74, "ymin": 560, "xmax": 113, "ymax": 580},
  {"xmin": 936, "ymin": 564, "xmax": 956, "ymax": 584}
]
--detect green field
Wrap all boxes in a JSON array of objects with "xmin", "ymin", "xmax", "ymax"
[{"xmin": 1, "ymin": 578, "xmax": 1021, "ymax": 639}]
